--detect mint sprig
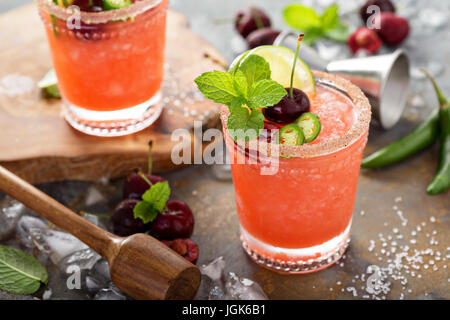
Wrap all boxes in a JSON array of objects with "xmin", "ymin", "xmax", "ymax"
[
  {"xmin": 133, "ymin": 181, "xmax": 170, "ymax": 224},
  {"xmin": 283, "ymin": 4, "xmax": 349, "ymax": 45},
  {"xmin": 195, "ymin": 55, "xmax": 286, "ymax": 141}
]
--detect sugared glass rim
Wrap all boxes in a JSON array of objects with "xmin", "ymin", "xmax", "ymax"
[
  {"xmin": 35, "ymin": 0, "xmax": 163, "ymax": 24},
  {"xmin": 220, "ymin": 71, "xmax": 372, "ymax": 159}
]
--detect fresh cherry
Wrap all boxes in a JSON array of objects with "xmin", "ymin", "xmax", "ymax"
[
  {"xmin": 259, "ymin": 122, "xmax": 279, "ymax": 143},
  {"xmin": 360, "ymin": 0, "xmax": 395, "ymax": 23},
  {"xmin": 235, "ymin": 7, "xmax": 271, "ymax": 38},
  {"xmin": 263, "ymin": 88, "xmax": 310, "ymax": 124},
  {"xmin": 162, "ymin": 239, "xmax": 199, "ymax": 264},
  {"xmin": 123, "ymin": 172, "xmax": 166, "ymax": 200},
  {"xmin": 348, "ymin": 27, "xmax": 382, "ymax": 54},
  {"xmin": 111, "ymin": 199, "xmax": 148, "ymax": 237},
  {"xmin": 246, "ymin": 28, "xmax": 281, "ymax": 49},
  {"xmin": 123, "ymin": 141, "xmax": 165, "ymax": 199},
  {"xmin": 151, "ymin": 200, "xmax": 194, "ymax": 240},
  {"xmin": 375, "ymin": 12, "xmax": 409, "ymax": 46},
  {"xmin": 73, "ymin": 0, "xmax": 104, "ymax": 11}
]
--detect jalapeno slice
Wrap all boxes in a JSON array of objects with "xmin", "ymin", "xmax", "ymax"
[
  {"xmin": 296, "ymin": 112, "xmax": 321, "ymax": 143},
  {"xmin": 277, "ymin": 124, "xmax": 305, "ymax": 146},
  {"xmin": 103, "ymin": 0, "xmax": 132, "ymax": 11}
]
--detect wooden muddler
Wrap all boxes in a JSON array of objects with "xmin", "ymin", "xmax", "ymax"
[{"xmin": 0, "ymin": 165, "xmax": 201, "ymax": 300}]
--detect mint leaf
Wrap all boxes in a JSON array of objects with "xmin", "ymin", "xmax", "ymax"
[
  {"xmin": 194, "ymin": 71, "xmax": 238, "ymax": 106},
  {"xmin": 230, "ymin": 96, "xmax": 246, "ymax": 112},
  {"xmin": 302, "ymin": 27, "xmax": 325, "ymax": 45},
  {"xmin": 133, "ymin": 181, "xmax": 171, "ymax": 224},
  {"xmin": 233, "ymin": 70, "xmax": 248, "ymax": 98},
  {"xmin": 142, "ymin": 181, "xmax": 170, "ymax": 212},
  {"xmin": 283, "ymin": 3, "xmax": 349, "ymax": 44},
  {"xmin": 321, "ymin": 4, "xmax": 339, "ymax": 30},
  {"xmin": 133, "ymin": 201, "xmax": 159, "ymax": 224},
  {"xmin": 283, "ymin": 4, "xmax": 322, "ymax": 31},
  {"xmin": 238, "ymin": 55, "xmax": 271, "ymax": 87},
  {"xmin": 227, "ymin": 107, "xmax": 265, "ymax": 141},
  {"xmin": 0, "ymin": 245, "xmax": 48, "ymax": 295},
  {"xmin": 247, "ymin": 80, "xmax": 286, "ymax": 109},
  {"xmin": 324, "ymin": 22, "xmax": 349, "ymax": 43}
]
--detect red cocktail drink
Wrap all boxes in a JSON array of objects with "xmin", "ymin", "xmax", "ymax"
[
  {"xmin": 36, "ymin": 0, "xmax": 168, "ymax": 136},
  {"xmin": 221, "ymin": 72, "xmax": 371, "ymax": 273}
]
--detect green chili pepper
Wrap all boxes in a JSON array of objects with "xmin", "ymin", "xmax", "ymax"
[
  {"xmin": 361, "ymin": 111, "xmax": 440, "ymax": 169},
  {"xmin": 422, "ymin": 71, "xmax": 450, "ymax": 195}
]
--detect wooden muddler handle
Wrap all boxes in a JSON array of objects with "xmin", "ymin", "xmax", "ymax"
[{"xmin": 0, "ymin": 165, "xmax": 118, "ymax": 258}]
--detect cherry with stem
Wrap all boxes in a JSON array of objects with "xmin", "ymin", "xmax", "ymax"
[{"xmin": 289, "ymin": 34, "xmax": 304, "ymax": 99}]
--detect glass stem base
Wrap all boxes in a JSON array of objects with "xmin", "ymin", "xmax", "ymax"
[
  {"xmin": 63, "ymin": 92, "xmax": 162, "ymax": 137},
  {"xmin": 240, "ymin": 222, "xmax": 351, "ymax": 274}
]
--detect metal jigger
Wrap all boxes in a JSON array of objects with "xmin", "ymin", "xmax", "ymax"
[{"xmin": 274, "ymin": 31, "xmax": 410, "ymax": 129}]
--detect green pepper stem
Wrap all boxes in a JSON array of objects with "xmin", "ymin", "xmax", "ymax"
[
  {"xmin": 421, "ymin": 68, "xmax": 449, "ymax": 109},
  {"xmin": 289, "ymin": 34, "xmax": 304, "ymax": 99}
]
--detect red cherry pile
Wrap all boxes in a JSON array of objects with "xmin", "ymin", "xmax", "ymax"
[
  {"xmin": 111, "ymin": 143, "xmax": 198, "ymax": 264},
  {"xmin": 349, "ymin": 0, "xmax": 410, "ymax": 54},
  {"xmin": 234, "ymin": 6, "xmax": 281, "ymax": 49}
]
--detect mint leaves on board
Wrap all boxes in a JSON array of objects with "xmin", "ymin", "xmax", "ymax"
[
  {"xmin": 283, "ymin": 4, "xmax": 349, "ymax": 45},
  {"xmin": 0, "ymin": 245, "xmax": 48, "ymax": 295},
  {"xmin": 133, "ymin": 181, "xmax": 171, "ymax": 224},
  {"xmin": 195, "ymin": 55, "xmax": 286, "ymax": 141}
]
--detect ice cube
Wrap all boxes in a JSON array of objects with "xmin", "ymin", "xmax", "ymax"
[
  {"xmin": 84, "ymin": 187, "xmax": 104, "ymax": 206},
  {"xmin": 30, "ymin": 228, "xmax": 88, "ymax": 264},
  {"xmin": 0, "ymin": 197, "xmax": 26, "ymax": 241},
  {"xmin": 58, "ymin": 248, "xmax": 101, "ymax": 273},
  {"xmin": 85, "ymin": 275, "xmax": 105, "ymax": 293},
  {"xmin": 196, "ymin": 257, "xmax": 226, "ymax": 300},
  {"xmin": 94, "ymin": 283, "xmax": 127, "ymax": 300},
  {"xmin": 89, "ymin": 259, "xmax": 111, "ymax": 283},
  {"xmin": 209, "ymin": 285, "xmax": 227, "ymax": 300},
  {"xmin": 15, "ymin": 215, "xmax": 48, "ymax": 248},
  {"xmin": 83, "ymin": 259, "xmax": 112, "ymax": 295},
  {"xmin": 201, "ymin": 256, "xmax": 226, "ymax": 281},
  {"xmin": 197, "ymin": 257, "xmax": 267, "ymax": 300},
  {"xmin": 224, "ymin": 272, "xmax": 268, "ymax": 300}
]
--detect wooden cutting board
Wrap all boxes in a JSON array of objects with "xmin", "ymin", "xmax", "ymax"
[{"xmin": 0, "ymin": 4, "xmax": 227, "ymax": 184}]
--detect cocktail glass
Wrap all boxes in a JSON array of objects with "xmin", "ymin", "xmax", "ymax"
[
  {"xmin": 220, "ymin": 71, "xmax": 371, "ymax": 274},
  {"xmin": 36, "ymin": 0, "xmax": 168, "ymax": 136}
]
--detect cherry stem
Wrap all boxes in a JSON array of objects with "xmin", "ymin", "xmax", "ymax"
[
  {"xmin": 421, "ymin": 68, "xmax": 449, "ymax": 109},
  {"xmin": 204, "ymin": 53, "xmax": 229, "ymax": 71},
  {"xmin": 289, "ymin": 34, "xmax": 304, "ymax": 99},
  {"xmin": 147, "ymin": 140, "xmax": 153, "ymax": 175},
  {"xmin": 138, "ymin": 171, "xmax": 153, "ymax": 187},
  {"xmin": 250, "ymin": 5, "xmax": 264, "ymax": 29}
]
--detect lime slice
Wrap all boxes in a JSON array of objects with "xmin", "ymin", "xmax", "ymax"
[
  {"xmin": 229, "ymin": 45, "xmax": 316, "ymax": 97},
  {"xmin": 38, "ymin": 69, "xmax": 61, "ymax": 99}
]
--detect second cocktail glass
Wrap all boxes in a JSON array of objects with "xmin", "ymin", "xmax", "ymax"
[{"xmin": 37, "ymin": 0, "xmax": 168, "ymax": 136}]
